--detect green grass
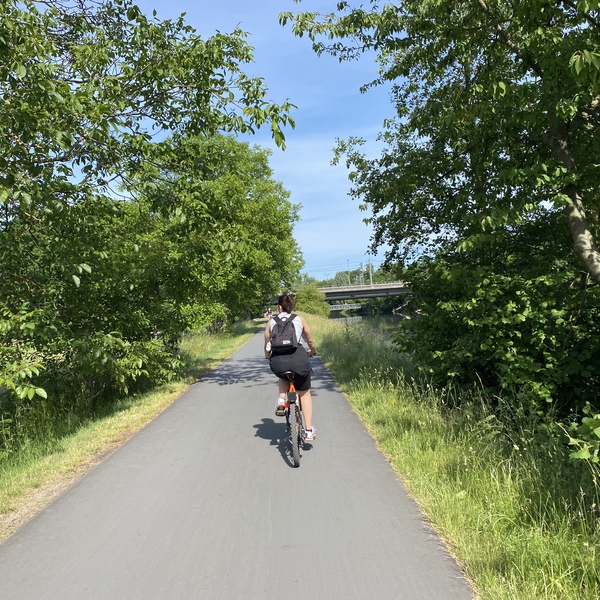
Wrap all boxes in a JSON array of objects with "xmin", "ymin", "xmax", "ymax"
[
  {"xmin": 0, "ymin": 321, "xmax": 261, "ymax": 534},
  {"xmin": 310, "ymin": 314, "xmax": 600, "ymax": 599}
]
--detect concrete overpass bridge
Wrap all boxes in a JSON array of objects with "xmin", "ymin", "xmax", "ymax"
[{"xmin": 317, "ymin": 282, "xmax": 410, "ymax": 302}]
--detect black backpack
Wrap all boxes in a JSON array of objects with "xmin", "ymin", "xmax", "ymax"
[{"xmin": 270, "ymin": 314, "xmax": 299, "ymax": 355}]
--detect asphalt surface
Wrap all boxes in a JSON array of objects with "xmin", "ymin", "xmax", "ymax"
[{"xmin": 0, "ymin": 332, "xmax": 474, "ymax": 599}]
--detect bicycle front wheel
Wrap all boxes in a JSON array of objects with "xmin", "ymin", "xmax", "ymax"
[{"xmin": 290, "ymin": 404, "xmax": 301, "ymax": 467}]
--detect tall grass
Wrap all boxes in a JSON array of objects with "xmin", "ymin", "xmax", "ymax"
[{"xmin": 310, "ymin": 314, "xmax": 600, "ymax": 599}]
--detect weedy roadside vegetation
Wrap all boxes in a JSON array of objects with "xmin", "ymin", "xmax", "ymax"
[
  {"xmin": 311, "ymin": 314, "xmax": 600, "ymax": 600},
  {"xmin": 0, "ymin": 321, "xmax": 260, "ymax": 530}
]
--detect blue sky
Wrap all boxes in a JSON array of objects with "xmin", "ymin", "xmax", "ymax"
[{"xmin": 135, "ymin": 0, "xmax": 393, "ymax": 280}]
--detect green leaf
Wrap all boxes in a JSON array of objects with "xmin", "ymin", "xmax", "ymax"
[
  {"xmin": 570, "ymin": 447, "xmax": 592, "ymax": 460},
  {"xmin": 14, "ymin": 63, "xmax": 26, "ymax": 79}
]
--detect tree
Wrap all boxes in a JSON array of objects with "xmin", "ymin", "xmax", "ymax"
[
  {"xmin": 128, "ymin": 133, "xmax": 303, "ymax": 324},
  {"xmin": 395, "ymin": 223, "xmax": 600, "ymax": 410},
  {"xmin": 294, "ymin": 273, "xmax": 318, "ymax": 288},
  {"xmin": 295, "ymin": 286, "xmax": 330, "ymax": 317},
  {"xmin": 281, "ymin": 1, "xmax": 600, "ymax": 410},
  {"xmin": 0, "ymin": 0, "xmax": 298, "ymax": 450},
  {"xmin": 281, "ymin": 0, "xmax": 600, "ymax": 280}
]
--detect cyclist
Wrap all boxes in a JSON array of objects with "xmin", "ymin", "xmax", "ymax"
[{"xmin": 264, "ymin": 293, "xmax": 317, "ymax": 441}]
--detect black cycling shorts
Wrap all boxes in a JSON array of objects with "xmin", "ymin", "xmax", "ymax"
[{"xmin": 269, "ymin": 346, "xmax": 312, "ymax": 390}]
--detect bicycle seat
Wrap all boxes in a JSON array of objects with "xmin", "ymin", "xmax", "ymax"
[{"xmin": 280, "ymin": 371, "xmax": 297, "ymax": 381}]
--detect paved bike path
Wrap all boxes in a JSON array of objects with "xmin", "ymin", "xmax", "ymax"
[{"xmin": 0, "ymin": 332, "xmax": 474, "ymax": 599}]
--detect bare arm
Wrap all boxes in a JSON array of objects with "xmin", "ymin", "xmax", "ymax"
[
  {"xmin": 300, "ymin": 317, "xmax": 317, "ymax": 356},
  {"xmin": 264, "ymin": 320, "xmax": 272, "ymax": 358}
]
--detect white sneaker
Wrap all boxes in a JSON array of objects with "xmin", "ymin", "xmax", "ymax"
[
  {"xmin": 305, "ymin": 427, "xmax": 316, "ymax": 441},
  {"xmin": 275, "ymin": 399, "xmax": 286, "ymax": 417}
]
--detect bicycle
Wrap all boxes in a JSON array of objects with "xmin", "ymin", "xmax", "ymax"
[{"xmin": 281, "ymin": 371, "xmax": 307, "ymax": 468}]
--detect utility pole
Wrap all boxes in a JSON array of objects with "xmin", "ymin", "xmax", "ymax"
[{"xmin": 369, "ymin": 261, "xmax": 373, "ymax": 286}]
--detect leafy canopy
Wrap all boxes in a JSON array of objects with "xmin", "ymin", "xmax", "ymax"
[
  {"xmin": 0, "ymin": 0, "xmax": 302, "ymax": 455},
  {"xmin": 282, "ymin": 0, "xmax": 600, "ymax": 279},
  {"xmin": 281, "ymin": 1, "xmax": 600, "ymax": 418}
]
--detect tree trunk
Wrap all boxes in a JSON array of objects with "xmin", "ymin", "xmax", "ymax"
[
  {"xmin": 544, "ymin": 108, "xmax": 600, "ymax": 284},
  {"xmin": 564, "ymin": 184, "xmax": 600, "ymax": 284}
]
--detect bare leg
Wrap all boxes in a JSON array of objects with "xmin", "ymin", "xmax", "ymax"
[
  {"xmin": 278, "ymin": 378, "xmax": 288, "ymax": 400},
  {"xmin": 298, "ymin": 389, "xmax": 313, "ymax": 430}
]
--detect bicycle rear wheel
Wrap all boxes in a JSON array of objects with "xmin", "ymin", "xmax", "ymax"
[{"xmin": 290, "ymin": 403, "xmax": 301, "ymax": 467}]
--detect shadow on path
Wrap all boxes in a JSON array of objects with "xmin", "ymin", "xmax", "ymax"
[
  {"xmin": 202, "ymin": 356, "xmax": 272, "ymax": 389},
  {"xmin": 253, "ymin": 417, "xmax": 313, "ymax": 468}
]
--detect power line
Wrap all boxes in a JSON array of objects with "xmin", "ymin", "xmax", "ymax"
[{"xmin": 302, "ymin": 258, "xmax": 386, "ymax": 279}]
